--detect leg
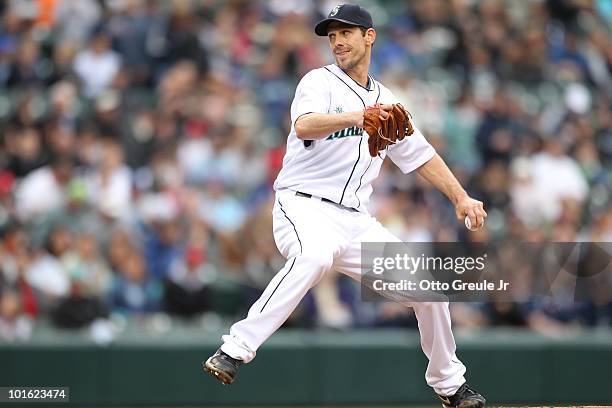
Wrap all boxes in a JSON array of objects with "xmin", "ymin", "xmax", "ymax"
[
  {"xmin": 411, "ymin": 301, "xmax": 466, "ymax": 395},
  {"xmin": 221, "ymin": 252, "xmax": 333, "ymax": 362},
  {"xmin": 220, "ymin": 192, "xmax": 351, "ymax": 363},
  {"xmin": 333, "ymin": 215, "xmax": 466, "ymax": 395}
]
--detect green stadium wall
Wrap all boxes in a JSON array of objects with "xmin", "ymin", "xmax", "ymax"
[{"xmin": 1, "ymin": 329, "xmax": 611, "ymax": 406}]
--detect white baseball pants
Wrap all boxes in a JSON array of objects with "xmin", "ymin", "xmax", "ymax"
[{"xmin": 220, "ymin": 189, "xmax": 466, "ymax": 396}]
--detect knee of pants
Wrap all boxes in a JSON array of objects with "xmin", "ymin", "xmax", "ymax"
[{"xmin": 297, "ymin": 251, "xmax": 334, "ymax": 282}]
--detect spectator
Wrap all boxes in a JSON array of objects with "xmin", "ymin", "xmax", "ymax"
[
  {"xmin": 73, "ymin": 29, "xmax": 121, "ymax": 98},
  {"xmin": 84, "ymin": 139, "xmax": 133, "ymax": 220},
  {"xmin": 164, "ymin": 246, "xmax": 211, "ymax": 317},
  {"xmin": 511, "ymin": 138, "xmax": 589, "ymax": 226},
  {"xmin": 5, "ymin": 125, "xmax": 47, "ymax": 178},
  {"xmin": 54, "ymin": 0, "xmax": 102, "ymax": 47},
  {"xmin": 108, "ymin": 251, "xmax": 163, "ymax": 314},
  {"xmin": 143, "ymin": 218, "xmax": 183, "ymax": 280},
  {"xmin": 24, "ymin": 228, "xmax": 72, "ymax": 311},
  {"xmin": 0, "ymin": 290, "xmax": 32, "ymax": 341},
  {"xmin": 51, "ymin": 281, "xmax": 108, "ymax": 329},
  {"xmin": 63, "ymin": 233, "xmax": 112, "ymax": 297},
  {"xmin": 14, "ymin": 155, "xmax": 74, "ymax": 221},
  {"xmin": 6, "ymin": 37, "xmax": 44, "ymax": 87},
  {"xmin": 0, "ymin": 225, "xmax": 38, "ymax": 318}
]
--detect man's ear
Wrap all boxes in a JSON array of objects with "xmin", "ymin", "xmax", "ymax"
[{"xmin": 365, "ymin": 28, "xmax": 376, "ymax": 46}]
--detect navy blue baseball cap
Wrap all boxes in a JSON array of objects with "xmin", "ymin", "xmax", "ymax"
[{"xmin": 314, "ymin": 4, "xmax": 374, "ymax": 36}]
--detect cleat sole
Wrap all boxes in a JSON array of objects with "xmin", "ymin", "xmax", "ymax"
[{"xmin": 203, "ymin": 358, "xmax": 234, "ymax": 385}]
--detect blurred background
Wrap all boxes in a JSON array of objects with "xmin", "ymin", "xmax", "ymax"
[{"xmin": 0, "ymin": 0, "xmax": 610, "ymax": 405}]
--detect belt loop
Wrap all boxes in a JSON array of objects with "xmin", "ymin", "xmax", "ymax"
[{"xmin": 295, "ymin": 191, "xmax": 311, "ymax": 198}]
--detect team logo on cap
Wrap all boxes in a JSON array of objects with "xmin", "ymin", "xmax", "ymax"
[{"xmin": 330, "ymin": 5, "xmax": 342, "ymax": 16}]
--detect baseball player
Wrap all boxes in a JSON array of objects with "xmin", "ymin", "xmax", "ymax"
[{"xmin": 204, "ymin": 4, "xmax": 487, "ymax": 408}]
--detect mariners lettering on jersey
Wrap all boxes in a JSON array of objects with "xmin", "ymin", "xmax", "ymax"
[
  {"xmin": 326, "ymin": 105, "xmax": 363, "ymax": 140},
  {"xmin": 326, "ymin": 126, "xmax": 364, "ymax": 140}
]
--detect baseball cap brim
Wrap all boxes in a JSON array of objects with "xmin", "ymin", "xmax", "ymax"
[{"xmin": 314, "ymin": 18, "xmax": 365, "ymax": 36}]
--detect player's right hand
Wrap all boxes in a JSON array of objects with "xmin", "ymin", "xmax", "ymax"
[
  {"xmin": 378, "ymin": 103, "xmax": 394, "ymax": 115},
  {"xmin": 362, "ymin": 104, "xmax": 390, "ymax": 122},
  {"xmin": 455, "ymin": 196, "xmax": 487, "ymax": 230}
]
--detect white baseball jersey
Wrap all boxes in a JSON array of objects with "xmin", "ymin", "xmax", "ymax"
[
  {"xmin": 220, "ymin": 63, "xmax": 467, "ymax": 397},
  {"xmin": 273, "ymin": 63, "xmax": 436, "ymax": 212}
]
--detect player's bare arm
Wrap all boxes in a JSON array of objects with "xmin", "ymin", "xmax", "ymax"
[
  {"xmin": 294, "ymin": 107, "xmax": 390, "ymax": 141},
  {"xmin": 294, "ymin": 111, "xmax": 362, "ymax": 140},
  {"xmin": 417, "ymin": 153, "xmax": 487, "ymax": 229}
]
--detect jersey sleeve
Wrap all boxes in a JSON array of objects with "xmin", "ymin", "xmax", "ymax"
[
  {"xmin": 378, "ymin": 85, "xmax": 436, "ymax": 173},
  {"xmin": 386, "ymin": 125, "xmax": 436, "ymax": 174},
  {"xmin": 290, "ymin": 69, "xmax": 330, "ymax": 125}
]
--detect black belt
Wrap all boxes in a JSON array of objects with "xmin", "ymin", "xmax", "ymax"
[
  {"xmin": 295, "ymin": 191, "xmax": 335, "ymax": 203},
  {"xmin": 295, "ymin": 191, "xmax": 358, "ymax": 212}
]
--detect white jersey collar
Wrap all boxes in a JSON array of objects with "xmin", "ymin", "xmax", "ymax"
[{"xmin": 328, "ymin": 64, "xmax": 375, "ymax": 92}]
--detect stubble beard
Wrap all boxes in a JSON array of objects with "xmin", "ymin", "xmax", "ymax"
[{"xmin": 336, "ymin": 48, "xmax": 366, "ymax": 71}]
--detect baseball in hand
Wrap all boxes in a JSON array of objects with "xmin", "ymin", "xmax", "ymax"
[{"xmin": 464, "ymin": 216, "xmax": 480, "ymax": 231}]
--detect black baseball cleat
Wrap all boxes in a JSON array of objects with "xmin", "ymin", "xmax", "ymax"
[
  {"xmin": 437, "ymin": 383, "xmax": 486, "ymax": 408},
  {"xmin": 203, "ymin": 349, "xmax": 242, "ymax": 385}
]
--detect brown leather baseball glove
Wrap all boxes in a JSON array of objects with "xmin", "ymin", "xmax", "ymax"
[{"xmin": 363, "ymin": 103, "xmax": 414, "ymax": 157}]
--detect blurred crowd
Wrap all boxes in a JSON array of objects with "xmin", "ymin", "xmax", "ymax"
[{"xmin": 0, "ymin": 0, "xmax": 610, "ymax": 342}]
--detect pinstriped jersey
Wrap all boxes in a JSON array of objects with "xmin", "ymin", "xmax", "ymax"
[{"xmin": 273, "ymin": 64, "xmax": 436, "ymax": 212}]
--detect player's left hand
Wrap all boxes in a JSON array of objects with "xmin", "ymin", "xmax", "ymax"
[
  {"xmin": 455, "ymin": 196, "xmax": 487, "ymax": 230},
  {"xmin": 363, "ymin": 103, "xmax": 414, "ymax": 157}
]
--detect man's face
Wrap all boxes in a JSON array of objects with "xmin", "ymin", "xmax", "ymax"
[{"xmin": 327, "ymin": 23, "xmax": 371, "ymax": 70}]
